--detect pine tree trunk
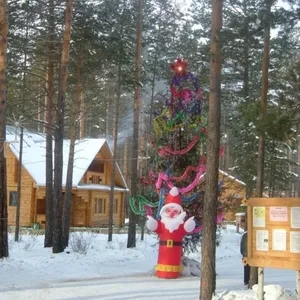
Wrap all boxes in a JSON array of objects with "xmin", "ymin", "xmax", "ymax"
[
  {"xmin": 53, "ymin": 0, "xmax": 74, "ymax": 254},
  {"xmin": 62, "ymin": 129, "xmax": 75, "ymax": 248},
  {"xmin": 127, "ymin": 0, "xmax": 143, "ymax": 248},
  {"xmin": 44, "ymin": 0, "xmax": 55, "ymax": 248},
  {"xmin": 200, "ymin": 0, "xmax": 223, "ymax": 299},
  {"xmin": 108, "ymin": 66, "xmax": 121, "ymax": 242},
  {"xmin": 242, "ymin": 8, "xmax": 249, "ymax": 99},
  {"xmin": 63, "ymin": 56, "xmax": 82, "ymax": 248},
  {"xmin": 249, "ymin": 0, "xmax": 272, "ymax": 289},
  {"xmin": 0, "ymin": 0, "xmax": 8, "ymax": 259},
  {"xmin": 297, "ymin": 125, "xmax": 300, "ymax": 197},
  {"xmin": 224, "ymin": 113, "xmax": 232, "ymax": 170},
  {"xmin": 148, "ymin": 6, "xmax": 163, "ymax": 129},
  {"xmin": 149, "ymin": 67, "xmax": 157, "ymax": 129}
]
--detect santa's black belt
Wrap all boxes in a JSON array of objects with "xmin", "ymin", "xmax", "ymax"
[{"xmin": 159, "ymin": 240, "xmax": 182, "ymax": 247}]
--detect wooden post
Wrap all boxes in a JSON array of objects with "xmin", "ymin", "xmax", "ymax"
[
  {"xmin": 257, "ymin": 267, "xmax": 264, "ymax": 300},
  {"xmin": 297, "ymin": 271, "xmax": 300, "ymax": 299},
  {"xmin": 236, "ymin": 222, "xmax": 240, "ymax": 233}
]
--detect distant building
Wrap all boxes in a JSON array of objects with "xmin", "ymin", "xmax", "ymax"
[
  {"xmin": 6, "ymin": 126, "xmax": 128, "ymax": 229},
  {"xmin": 199, "ymin": 169, "xmax": 246, "ymax": 221}
]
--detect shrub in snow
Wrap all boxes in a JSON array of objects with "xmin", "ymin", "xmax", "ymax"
[
  {"xmin": 105, "ymin": 237, "xmax": 127, "ymax": 250},
  {"xmin": 116, "ymin": 238, "xmax": 126, "ymax": 249},
  {"xmin": 181, "ymin": 257, "xmax": 201, "ymax": 277},
  {"xmin": 8, "ymin": 235, "xmax": 15, "ymax": 251},
  {"xmin": 69, "ymin": 232, "xmax": 95, "ymax": 254},
  {"xmin": 182, "ymin": 226, "xmax": 222, "ymax": 256},
  {"xmin": 182, "ymin": 232, "xmax": 201, "ymax": 255},
  {"xmin": 105, "ymin": 242, "xmax": 114, "ymax": 249}
]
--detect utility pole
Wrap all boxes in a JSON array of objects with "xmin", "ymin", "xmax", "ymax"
[{"xmin": 15, "ymin": 125, "xmax": 24, "ymax": 241}]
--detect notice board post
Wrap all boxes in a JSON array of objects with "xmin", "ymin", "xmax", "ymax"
[{"xmin": 244, "ymin": 198, "xmax": 300, "ymax": 299}]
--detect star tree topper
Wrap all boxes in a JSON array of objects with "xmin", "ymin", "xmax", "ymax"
[{"xmin": 170, "ymin": 58, "xmax": 189, "ymax": 75}]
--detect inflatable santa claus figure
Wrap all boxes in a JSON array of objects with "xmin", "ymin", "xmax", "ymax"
[{"xmin": 146, "ymin": 186, "xmax": 196, "ymax": 279}]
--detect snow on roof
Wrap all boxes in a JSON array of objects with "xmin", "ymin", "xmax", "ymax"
[
  {"xmin": 218, "ymin": 170, "xmax": 246, "ymax": 186},
  {"xmin": 235, "ymin": 212, "xmax": 245, "ymax": 216},
  {"xmin": 9, "ymin": 137, "xmax": 106, "ymax": 187},
  {"xmin": 77, "ymin": 184, "xmax": 128, "ymax": 192},
  {"xmin": 199, "ymin": 169, "xmax": 246, "ymax": 186},
  {"xmin": 6, "ymin": 125, "xmax": 46, "ymax": 146},
  {"xmin": 6, "ymin": 126, "xmax": 127, "ymax": 189}
]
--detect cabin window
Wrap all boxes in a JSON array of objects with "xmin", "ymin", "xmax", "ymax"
[
  {"xmin": 9, "ymin": 191, "xmax": 18, "ymax": 206},
  {"xmin": 88, "ymin": 174, "xmax": 103, "ymax": 184},
  {"xmin": 94, "ymin": 198, "xmax": 106, "ymax": 214},
  {"xmin": 36, "ymin": 198, "xmax": 46, "ymax": 214},
  {"xmin": 114, "ymin": 199, "xmax": 119, "ymax": 214}
]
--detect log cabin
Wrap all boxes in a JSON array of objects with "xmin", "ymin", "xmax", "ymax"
[
  {"xmin": 199, "ymin": 169, "xmax": 247, "ymax": 221},
  {"xmin": 6, "ymin": 126, "xmax": 128, "ymax": 229}
]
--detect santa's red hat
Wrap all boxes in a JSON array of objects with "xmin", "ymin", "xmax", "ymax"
[
  {"xmin": 160, "ymin": 187, "xmax": 183, "ymax": 216},
  {"xmin": 165, "ymin": 187, "xmax": 181, "ymax": 206}
]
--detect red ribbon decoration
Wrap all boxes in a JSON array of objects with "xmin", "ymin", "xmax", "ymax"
[{"xmin": 158, "ymin": 135, "xmax": 198, "ymax": 157}]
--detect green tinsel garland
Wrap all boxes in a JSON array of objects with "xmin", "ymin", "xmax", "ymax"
[{"xmin": 129, "ymin": 195, "xmax": 159, "ymax": 216}]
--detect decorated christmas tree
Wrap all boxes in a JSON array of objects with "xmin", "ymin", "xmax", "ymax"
[{"xmin": 130, "ymin": 58, "xmax": 223, "ymax": 253}]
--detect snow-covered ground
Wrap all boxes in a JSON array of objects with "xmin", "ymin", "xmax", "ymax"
[{"xmin": 0, "ymin": 225, "xmax": 298, "ymax": 299}]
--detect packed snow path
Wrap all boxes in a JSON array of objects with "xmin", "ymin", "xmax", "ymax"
[
  {"xmin": 0, "ymin": 226, "xmax": 297, "ymax": 299},
  {"xmin": 0, "ymin": 255, "xmax": 296, "ymax": 300}
]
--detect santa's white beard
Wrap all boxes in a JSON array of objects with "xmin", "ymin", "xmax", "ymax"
[{"xmin": 161, "ymin": 212, "xmax": 186, "ymax": 233}]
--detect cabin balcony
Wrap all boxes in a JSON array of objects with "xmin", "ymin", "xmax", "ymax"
[{"xmin": 84, "ymin": 171, "xmax": 106, "ymax": 185}]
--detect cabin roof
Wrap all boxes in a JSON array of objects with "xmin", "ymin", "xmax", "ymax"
[
  {"xmin": 218, "ymin": 170, "xmax": 246, "ymax": 186},
  {"xmin": 199, "ymin": 169, "xmax": 246, "ymax": 186},
  {"xmin": 6, "ymin": 126, "xmax": 128, "ymax": 190}
]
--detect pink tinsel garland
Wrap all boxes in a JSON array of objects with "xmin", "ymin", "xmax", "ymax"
[{"xmin": 155, "ymin": 165, "xmax": 207, "ymax": 193}]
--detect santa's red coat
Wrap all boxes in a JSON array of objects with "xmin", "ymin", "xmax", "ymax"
[{"xmin": 154, "ymin": 220, "xmax": 188, "ymax": 279}]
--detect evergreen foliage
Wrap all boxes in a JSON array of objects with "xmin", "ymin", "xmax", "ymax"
[{"xmin": 4, "ymin": 0, "xmax": 300, "ymax": 226}]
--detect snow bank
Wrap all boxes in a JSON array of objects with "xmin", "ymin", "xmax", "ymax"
[
  {"xmin": 213, "ymin": 284, "xmax": 297, "ymax": 300},
  {"xmin": 253, "ymin": 284, "xmax": 297, "ymax": 300}
]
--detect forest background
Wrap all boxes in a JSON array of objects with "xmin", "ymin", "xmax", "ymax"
[
  {"xmin": 0, "ymin": 0, "xmax": 300, "ymax": 296},
  {"xmin": 6, "ymin": 0, "xmax": 299, "ymax": 198}
]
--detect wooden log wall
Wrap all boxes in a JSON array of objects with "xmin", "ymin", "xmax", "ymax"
[
  {"xmin": 220, "ymin": 175, "xmax": 246, "ymax": 221},
  {"xmin": 6, "ymin": 146, "xmax": 34, "ymax": 227}
]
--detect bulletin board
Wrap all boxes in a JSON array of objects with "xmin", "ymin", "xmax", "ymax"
[{"xmin": 244, "ymin": 198, "xmax": 300, "ymax": 271}]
